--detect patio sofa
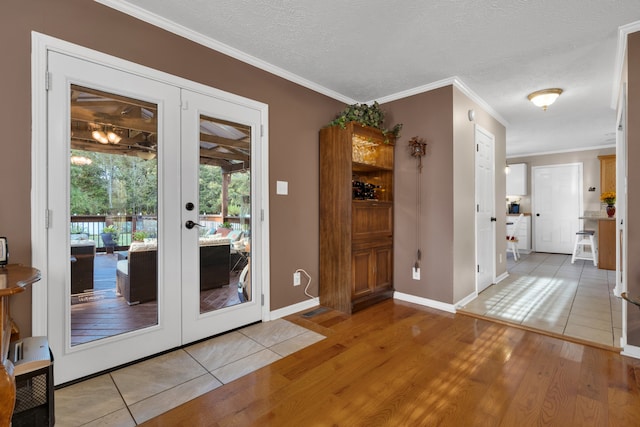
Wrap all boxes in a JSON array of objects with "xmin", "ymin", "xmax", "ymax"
[
  {"xmin": 116, "ymin": 239, "xmax": 232, "ymax": 305},
  {"xmin": 71, "ymin": 236, "xmax": 96, "ymax": 294}
]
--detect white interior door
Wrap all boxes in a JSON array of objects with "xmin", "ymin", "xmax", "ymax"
[
  {"xmin": 47, "ymin": 51, "xmax": 182, "ymax": 384},
  {"xmin": 180, "ymin": 89, "xmax": 263, "ymax": 343},
  {"xmin": 532, "ymin": 164, "xmax": 582, "ymax": 254},
  {"xmin": 475, "ymin": 125, "xmax": 495, "ymax": 293}
]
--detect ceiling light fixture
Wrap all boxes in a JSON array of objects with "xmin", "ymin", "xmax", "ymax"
[
  {"xmin": 107, "ymin": 129, "xmax": 122, "ymax": 144},
  {"xmin": 91, "ymin": 129, "xmax": 109, "ymax": 144},
  {"xmin": 70, "ymin": 155, "xmax": 92, "ymax": 166},
  {"xmin": 527, "ymin": 88, "xmax": 563, "ymax": 111}
]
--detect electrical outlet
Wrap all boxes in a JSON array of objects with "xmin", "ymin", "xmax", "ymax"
[
  {"xmin": 293, "ymin": 271, "xmax": 301, "ymax": 286},
  {"xmin": 412, "ymin": 267, "xmax": 420, "ymax": 280}
]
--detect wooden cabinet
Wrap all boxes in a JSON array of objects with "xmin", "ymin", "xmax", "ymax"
[
  {"xmin": 319, "ymin": 122, "xmax": 394, "ymax": 313},
  {"xmin": 598, "ymin": 219, "xmax": 616, "ymax": 270},
  {"xmin": 598, "ymin": 155, "xmax": 616, "ymax": 194},
  {"xmin": 506, "ymin": 163, "xmax": 527, "ymax": 196}
]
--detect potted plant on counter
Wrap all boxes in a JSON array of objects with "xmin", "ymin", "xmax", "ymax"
[{"xmin": 600, "ymin": 191, "xmax": 616, "ymax": 218}]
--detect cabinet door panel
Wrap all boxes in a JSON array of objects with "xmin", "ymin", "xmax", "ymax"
[
  {"xmin": 352, "ymin": 249, "xmax": 373, "ymax": 297},
  {"xmin": 373, "ymin": 246, "xmax": 393, "ymax": 290},
  {"xmin": 352, "ymin": 202, "xmax": 393, "ymax": 240}
]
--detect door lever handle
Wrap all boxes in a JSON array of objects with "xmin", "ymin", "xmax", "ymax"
[
  {"xmin": 185, "ymin": 220, "xmax": 204, "ymax": 229},
  {"xmin": 490, "ymin": 217, "xmax": 497, "ymax": 222}
]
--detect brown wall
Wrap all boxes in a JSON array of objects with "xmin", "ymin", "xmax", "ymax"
[
  {"xmin": 1, "ymin": 0, "xmax": 344, "ymax": 335},
  {"xmin": 385, "ymin": 87, "xmax": 455, "ymax": 303},
  {"xmin": 626, "ymin": 31, "xmax": 640, "ymax": 345},
  {"xmin": 385, "ymin": 86, "xmax": 506, "ymax": 304}
]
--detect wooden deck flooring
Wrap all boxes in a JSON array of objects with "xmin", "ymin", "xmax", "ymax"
[
  {"xmin": 140, "ymin": 299, "xmax": 640, "ymax": 426},
  {"xmin": 71, "ymin": 254, "xmax": 242, "ymax": 346}
]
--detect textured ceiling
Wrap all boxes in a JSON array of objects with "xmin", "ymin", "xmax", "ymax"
[{"xmin": 100, "ymin": 0, "xmax": 640, "ymax": 157}]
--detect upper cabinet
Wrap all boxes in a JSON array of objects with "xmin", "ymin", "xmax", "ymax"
[
  {"xmin": 506, "ymin": 163, "xmax": 528, "ymax": 196},
  {"xmin": 598, "ymin": 155, "xmax": 616, "ymax": 194}
]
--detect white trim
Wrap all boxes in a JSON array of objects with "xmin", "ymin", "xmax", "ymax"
[
  {"xmin": 269, "ymin": 298, "xmax": 320, "ymax": 320},
  {"xmin": 455, "ymin": 292, "xmax": 478, "ymax": 310},
  {"xmin": 495, "ymin": 271, "xmax": 509, "ymax": 284},
  {"xmin": 94, "ymin": 0, "xmax": 511, "ymax": 127},
  {"xmin": 394, "ymin": 292, "xmax": 456, "ymax": 314},
  {"xmin": 374, "ymin": 77, "xmax": 509, "ymax": 128},
  {"xmin": 94, "ymin": 0, "xmax": 355, "ymax": 105},
  {"xmin": 621, "ymin": 344, "xmax": 640, "ymax": 359},
  {"xmin": 507, "ymin": 143, "xmax": 616, "ymax": 159},
  {"xmin": 612, "ymin": 21, "xmax": 640, "ymax": 109},
  {"xmin": 31, "ymin": 33, "xmax": 49, "ymax": 336}
]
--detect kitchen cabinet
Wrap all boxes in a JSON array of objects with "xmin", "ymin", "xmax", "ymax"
[
  {"xmin": 506, "ymin": 163, "xmax": 528, "ymax": 195},
  {"xmin": 507, "ymin": 214, "xmax": 531, "ymax": 253},
  {"xmin": 598, "ymin": 155, "xmax": 616, "ymax": 194},
  {"xmin": 598, "ymin": 219, "xmax": 616, "ymax": 270},
  {"xmin": 319, "ymin": 122, "xmax": 394, "ymax": 313}
]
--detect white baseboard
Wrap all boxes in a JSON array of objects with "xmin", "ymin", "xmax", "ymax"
[
  {"xmin": 394, "ymin": 292, "xmax": 456, "ymax": 314},
  {"xmin": 455, "ymin": 292, "xmax": 477, "ymax": 310},
  {"xmin": 269, "ymin": 297, "xmax": 320, "ymax": 320},
  {"xmin": 621, "ymin": 344, "xmax": 640, "ymax": 359},
  {"xmin": 495, "ymin": 272, "xmax": 509, "ymax": 283}
]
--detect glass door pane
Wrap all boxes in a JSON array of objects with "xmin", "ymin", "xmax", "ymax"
[
  {"xmin": 69, "ymin": 85, "xmax": 159, "ymax": 346},
  {"xmin": 197, "ymin": 115, "xmax": 251, "ymax": 314}
]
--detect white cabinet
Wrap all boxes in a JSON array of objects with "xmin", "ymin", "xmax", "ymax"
[
  {"xmin": 506, "ymin": 163, "xmax": 528, "ymax": 195},
  {"xmin": 507, "ymin": 215, "xmax": 531, "ymax": 253}
]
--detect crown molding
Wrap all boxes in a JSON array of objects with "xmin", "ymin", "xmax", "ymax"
[
  {"xmin": 96, "ymin": 0, "xmax": 507, "ymax": 126},
  {"xmin": 612, "ymin": 20, "xmax": 640, "ymax": 108},
  {"xmin": 370, "ymin": 77, "xmax": 508, "ymax": 127},
  {"xmin": 507, "ymin": 143, "xmax": 616, "ymax": 159},
  {"xmin": 94, "ymin": 0, "xmax": 356, "ymax": 104}
]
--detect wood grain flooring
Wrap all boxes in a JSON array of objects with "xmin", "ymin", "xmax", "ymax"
[{"xmin": 139, "ymin": 299, "xmax": 640, "ymax": 426}]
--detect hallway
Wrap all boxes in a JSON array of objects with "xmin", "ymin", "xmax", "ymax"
[{"xmin": 459, "ymin": 252, "xmax": 621, "ymax": 349}]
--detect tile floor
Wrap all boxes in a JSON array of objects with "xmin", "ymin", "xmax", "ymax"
[
  {"xmin": 54, "ymin": 319, "xmax": 325, "ymax": 426},
  {"xmin": 459, "ymin": 251, "xmax": 622, "ymax": 349}
]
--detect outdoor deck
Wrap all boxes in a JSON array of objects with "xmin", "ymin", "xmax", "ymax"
[{"xmin": 70, "ymin": 253, "xmax": 242, "ymax": 346}]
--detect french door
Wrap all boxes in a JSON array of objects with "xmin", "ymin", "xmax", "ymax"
[{"xmin": 43, "ymin": 47, "xmax": 265, "ymax": 384}]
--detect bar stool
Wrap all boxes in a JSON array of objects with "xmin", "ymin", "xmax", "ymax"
[{"xmin": 571, "ymin": 230, "xmax": 598, "ymax": 266}]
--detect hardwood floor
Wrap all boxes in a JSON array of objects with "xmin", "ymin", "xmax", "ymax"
[{"xmin": 140, "ymin": 299, "xmax": 640, "ymax": 426}]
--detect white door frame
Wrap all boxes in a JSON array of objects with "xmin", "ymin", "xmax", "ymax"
[
  {"xmin": 475, "ymin": 125, "xmax": 496, "ymax": 293},
  {"xmin": 31, "ymin": 33, "xmax": 271, "ymax": 378}
]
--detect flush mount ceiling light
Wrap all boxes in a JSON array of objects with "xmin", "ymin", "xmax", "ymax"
[{"xmin": 527, "ymin": 88, "xmax": 563, "ymax": 111}]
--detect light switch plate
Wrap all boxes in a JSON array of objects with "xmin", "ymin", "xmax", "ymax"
[
  {"xmin": 276, "ymin": 180, "xmax": 288, "ymax": 195},
  {"xmin": 412, "ymin": 267, "xmax": 420, "ymax": 280}
]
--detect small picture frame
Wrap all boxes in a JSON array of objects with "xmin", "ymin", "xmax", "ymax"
[{"xmin": 0, "ymin": 237, "xmax": 8, "ymax": 266}]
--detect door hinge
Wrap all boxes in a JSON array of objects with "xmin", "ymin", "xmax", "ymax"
[
  {"xmin": 181, "ymin": 100, "xmax": 188, "ymax": 110},
  {"xmin": 45, "ymin": 72, "xmax": 51, "ymax": 91},
  {"xmin": 261, "ymin": 294, "xmax": 265, "ymax": 306},
  {"xmin": 261, "ymin": 209, "xmax": 264, "ymax": 221},
  {"xmin": 477, "ymin": 204, "xmax": 479, "ymax": 212},
  {"xmin": 260, "ymin": 124, "xmax": 264, "ymax": 137},
  {"xmin": 45, "ymin": 209, "xmax": 51, "ymax": 229},
  {"xmin": 477, "ymin": 265, "xmax": 480, "ymax": 273},
  {"xmin": 476, "ymin": 144, "xmax": 479, "ymax": 152}
]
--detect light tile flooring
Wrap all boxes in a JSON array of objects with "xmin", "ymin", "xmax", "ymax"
[
  {"xmin": 459, "ymin": 252, "xmax": 622, "ymax": 349},
  {"xmin": 54, "ymin": 319, "xmax": 325, "ymax": 426}
]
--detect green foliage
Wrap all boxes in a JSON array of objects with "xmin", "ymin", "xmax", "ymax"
[
  {"xmin": 102, "ymin": 224, "xmax": 118, "ymax": 234},
  {"xmin": 70, "ymin": 150, "xmax": 158, "ymax": 215},
  {"xmin": 132, "ymin": 231, "xmax": 147, "ymax": 241},
  {"xmin": 221, "ymin": 221, "xmax": 232, "ymax": 229},
  {"xmin": 327, "ymin": 101, "xmax": 402, "ymax": 143}
]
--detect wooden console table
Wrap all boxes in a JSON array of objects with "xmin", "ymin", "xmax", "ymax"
[{"xmin": 0, "ymin": 264, "xmax": 41, "ymax": 426}]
